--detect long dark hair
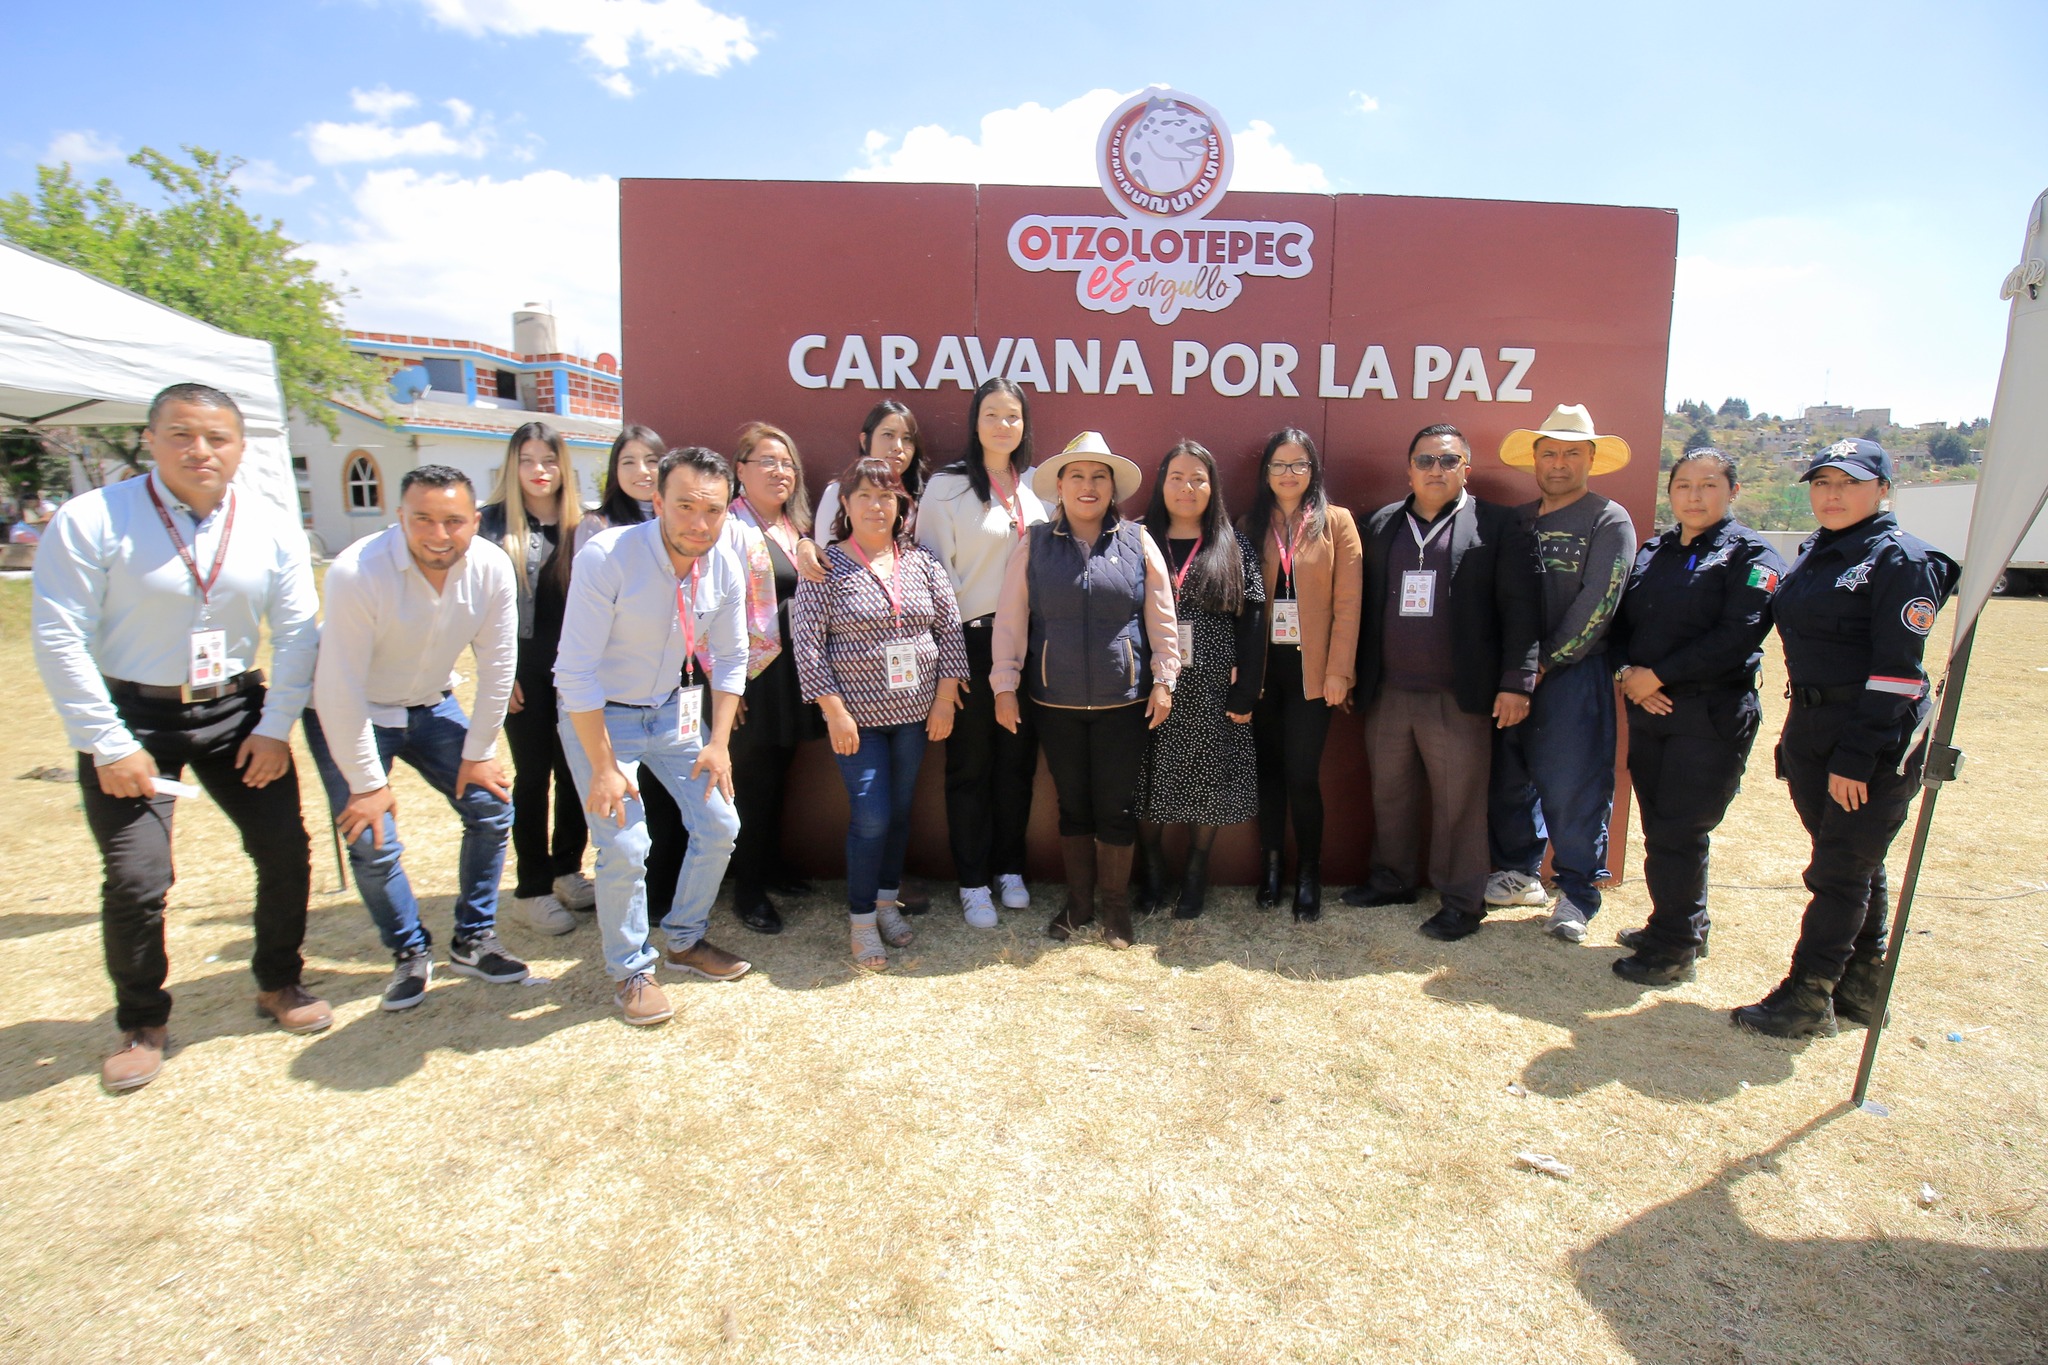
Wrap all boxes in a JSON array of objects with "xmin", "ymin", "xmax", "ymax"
[
  {"xmin": 859, "ymin": 400, "xmax": 927, "ymax": 499},
  {"xmin": 953, "ymin": 377, "xmax": 1033, "ymax": 504},
  {"xmin": 829, "ymin": 456, "xmax": 913, "ymax": 547},
  {"xmin": 598, "ymin": 424, "xmax": 664, "ymax": 527},
  {"xmin": 1143, "ymin": 440, "xmax": 1244, "ymax": 614},
  {"xmin": 1244, "ymin": 426, "xmax": 1329, "ymax": 550}
]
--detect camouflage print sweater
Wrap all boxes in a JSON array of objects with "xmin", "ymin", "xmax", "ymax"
[{"xmin": 1518, "ymin": 491, "xmax": 1636, "ymax": 671}]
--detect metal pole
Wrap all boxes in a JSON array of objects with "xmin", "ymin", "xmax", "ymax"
[{"xmin": 1850, "ymin": 618, "xmax": 1977, "ymax": 1105}]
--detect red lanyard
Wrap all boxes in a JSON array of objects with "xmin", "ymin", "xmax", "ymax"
[
  {"xmin": 674, "ymin": 558, "xmax": 702, "ymax": 678},
  {"xmin": 990, "ymin": 470, "xmax": 1027, "ymax": 539},
  {"xmin": 1172, "ymin": 536, "xmax": 1203, "ymax": 594},
  {"xmin": 846, "ymin": 539, "xmax": 904, "ymax": 623},
  {"xmin": 147, "ymin": 480, "xmax": 236, "ymax": 605},
  {"xmin": 1272, "ymin": 511, "xmax": 1308, "ymax": 591}
]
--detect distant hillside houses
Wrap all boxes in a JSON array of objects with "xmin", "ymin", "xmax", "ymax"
[{"xmin": 290, "ymin": 304, "xmax": 622, "ymax": 556}]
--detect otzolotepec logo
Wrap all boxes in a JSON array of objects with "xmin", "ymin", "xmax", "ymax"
[{"xmin": 1006, "ymin": 87, "xmax": 1315, "ymax": 325}]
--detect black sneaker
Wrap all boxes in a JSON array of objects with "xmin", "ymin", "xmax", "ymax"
[
  {"xmin": 449, "ymin": 931, "xmax": 529, "ymax": 984},
  {"xmin": 382, "ymin": 948, "xmax": 433, "ymax": 1011},
  {"xmin": 1418, "ymin": 908, "xmax": 1485, "ymax": 941}
]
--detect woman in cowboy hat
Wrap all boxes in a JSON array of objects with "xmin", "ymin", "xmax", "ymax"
[{"xmin": 989, "ymin": 432, "xmax": 1181, "ymax": 949}]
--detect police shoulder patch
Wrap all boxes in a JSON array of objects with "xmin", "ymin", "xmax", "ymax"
[
  {"xmin": 1746, "ymin": 564, "xmax": 1780, "ymax": 591},
  {"xmin": 1902, "ymin": 597, "xmax": 1937, "ymax": 634}
]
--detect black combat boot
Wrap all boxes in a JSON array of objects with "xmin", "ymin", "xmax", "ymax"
[
  {"xmin": 1612, "ymin": 947, "xmax": 1699, "ymax": 987},
  {"xmin": 1832, "ymin": 946, "xmax": 1891, "ymax": 1027},
  {"xmin": 1617, "ymin": 923, "xmax": 1710, "ymax": 958},
  {"xmin": 1731, "ymin": 971, "xmax": 1840, "ymax": 1039}
]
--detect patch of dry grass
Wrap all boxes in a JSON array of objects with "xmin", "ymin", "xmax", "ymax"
[{"xmin": 1, "ymin": 579, "xmax": 2044, "ymax": 1363}]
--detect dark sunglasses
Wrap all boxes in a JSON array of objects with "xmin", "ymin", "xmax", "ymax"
[{"xmin": 1409, "ymin": 453, "xmax": 1466, "ymax": 471}]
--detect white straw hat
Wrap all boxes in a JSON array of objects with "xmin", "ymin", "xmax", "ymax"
[
  {"xmin": 1031, "ymin": 430, "xmax": 1144, "ymax": 503},
  {"xmin": 1499, "ymin": 403, "xmax": 1632, "ymax": 474}
]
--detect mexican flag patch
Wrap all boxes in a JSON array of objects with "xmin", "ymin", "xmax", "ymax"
[{"xmin": 1747, "ymin": 564, "xmax": 1780, "ymax": 591}]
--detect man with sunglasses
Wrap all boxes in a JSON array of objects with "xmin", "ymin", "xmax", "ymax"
[{"xmin": 1343, "ymin": 425, "xmax": 1543, "ymax": 938}]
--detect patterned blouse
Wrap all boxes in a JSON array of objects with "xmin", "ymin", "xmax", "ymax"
[{"xmin": 792, "ymin": 541, "xmax": 971, "ymax": 729}]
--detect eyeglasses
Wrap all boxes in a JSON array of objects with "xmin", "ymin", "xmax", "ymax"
[
  {"xmin": 743, "ymin": 458, "xmax": 797, "ymax": 473},
  {"xmin": 1268, "ymin": 460, "xmax": 1314, "ymax": 477},
  {"xmin": 1409, "ymin": 453, "xmax": 1466, "ymax": 471}
]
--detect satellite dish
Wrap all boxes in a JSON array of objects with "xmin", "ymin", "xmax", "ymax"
[{"xmin": 388, "ymin": 363, "xmax": 432, "ymax": 404}]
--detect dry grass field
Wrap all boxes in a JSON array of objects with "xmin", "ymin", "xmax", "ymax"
[{"xmin": 1, "ymin": 576, "xmax": 2044, "ymax": 1364}]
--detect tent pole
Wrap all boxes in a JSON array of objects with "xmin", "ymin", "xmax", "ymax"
[{"xmin": 1850, "ymin": 618, "xmax": 1978, "ymax": 1106}]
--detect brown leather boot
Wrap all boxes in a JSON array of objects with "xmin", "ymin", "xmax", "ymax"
[
  {"xmin": 1096, "ymin": 841, "xmax": 1136, "ymax": 950},
  {"xmin": 102, "ymin": 1026, "xmax": 169, "ymax": 1093},
  {"xmin": 255, "ymin": 983, "xmax": 334, "ymax": 1035},
  {"xmin": 1047, "ymin": 835, "xmax": 1097, "ymax": 940}
]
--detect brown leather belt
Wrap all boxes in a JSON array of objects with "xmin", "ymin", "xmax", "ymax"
[{"xmin": 104, "ymin": 669, "xmax": 265, "ymax": 705}]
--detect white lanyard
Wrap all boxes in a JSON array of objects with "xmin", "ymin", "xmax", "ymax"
[{"xmin": 1405, "ymin": 496, "xmax": 1462, "ymax": 567}]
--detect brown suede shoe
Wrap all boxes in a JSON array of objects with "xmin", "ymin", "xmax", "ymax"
[
  {"xmin": 615, "ymin": 971, "xmax": 674, "ymax": 1026},
  {"xmin": 662, "ymin": 940, "xmax": 752, "ymax": 981},
  {"xmin": 255, "ymin": 983, "xmax": 334, "ymax": 1035},
  {"xmin": 102, "ymin": 1026, "xmax": 169, "ymax": 1093}
]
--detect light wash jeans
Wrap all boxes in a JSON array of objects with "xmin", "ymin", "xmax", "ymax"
[
  {"xmin": 559, "ymin": 697, "xmax": 739, "ymax": 981},
  {"xmin": 303, "ymin": 696, "xmax": 513, "ymax": 956}
]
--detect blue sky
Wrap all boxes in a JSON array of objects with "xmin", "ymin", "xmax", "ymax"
[{"xmin": 6, "ymin": 0, "xmax": 2041, "ymax": 425}]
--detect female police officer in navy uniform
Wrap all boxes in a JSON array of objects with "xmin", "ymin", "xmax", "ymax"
[
  {"xmin": 1607, "ymin": 448, "xmax": 1787, "ymax": 986},
  {"xmin": 1733, "ymin": 438, "xmax": 1957, "ymax": 1038}
]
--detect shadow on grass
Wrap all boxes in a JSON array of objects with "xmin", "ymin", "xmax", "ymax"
[
  {"xmin": 0, "ymin": 910, "xmax": 98, "ymax": 940},
  {"xmin": 1573, "ymin": 1109, "xmax": 2048, "ymax": 1364}
]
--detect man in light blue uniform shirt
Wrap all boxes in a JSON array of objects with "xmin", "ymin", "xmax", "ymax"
[
  {"xmin": 31, "ymin": 383, "xmax": 326, "ymax": 1092},
  {"xmin": 557, "ymin": 445, "xmax": 752, "ymax": 1026}
]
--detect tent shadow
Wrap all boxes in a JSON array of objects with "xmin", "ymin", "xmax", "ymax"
[
  {"xmin": 1572, "ymin": 1110, "xmax": 2048, "ymax": 1363},
  {"xmin": 0, "ymin": 910, "xmax": 98, "ymax": 941}
]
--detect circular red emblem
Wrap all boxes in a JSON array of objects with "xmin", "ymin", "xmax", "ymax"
[
  {"xmin": 1902, "ymin": 597, "xmax": 1937, "ymax": 634},
  {"xmin": 1096, "ymin": 90, "xmax": 1232, "ymax": 221}
]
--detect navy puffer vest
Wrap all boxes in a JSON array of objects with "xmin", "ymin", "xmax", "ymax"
[{"xmin": 1025, "ymin": 515, "xmax": 1151, "ymax": 708}]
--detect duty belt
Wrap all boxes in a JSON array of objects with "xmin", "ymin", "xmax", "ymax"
[
  {"xmin": 1787, "ymin": 683, "xmax": 1862, "ymax": 707},
  {"xmin": 1663, "ymin": 669, "xmax": 1758, "ymax": 700},
  {"xmin": 104, "ymin": 669, "xmax": 265, "ymax": 705}
]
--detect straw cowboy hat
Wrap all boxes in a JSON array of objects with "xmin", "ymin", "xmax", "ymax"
[
  {"xmin": 1032, "ymin": 430, "xmax": 1144, "ymax": 503},
  {"xmin": 1499, "ymin": 404, "xmax": 1632, "ymax": 475}
]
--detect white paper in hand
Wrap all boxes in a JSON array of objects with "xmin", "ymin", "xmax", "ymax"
[{"xmin": 151, "ymin": 777, "xmax": 203, "ymax": 800}]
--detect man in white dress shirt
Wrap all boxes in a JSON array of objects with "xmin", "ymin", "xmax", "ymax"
[
  {"xmin": 303, "ymin": 465, "xmax": 521, "ymax": 1011},
  {"xmin": 32, "ymin": 383, "xmax": 326, "ymax": 1093},
  {"xmin": 557, "ymin": 445, "xmax": 752, "ymax": 1026}
]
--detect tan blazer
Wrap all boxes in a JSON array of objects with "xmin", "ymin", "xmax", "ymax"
[{"xmin": 1258, "ymin": 504, "xmax": 1365, "ymax": 699}]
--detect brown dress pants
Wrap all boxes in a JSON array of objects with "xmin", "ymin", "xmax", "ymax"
[{"xmin": 1363, "ymin": 688, "xmax": 1493, "ymax": 917}]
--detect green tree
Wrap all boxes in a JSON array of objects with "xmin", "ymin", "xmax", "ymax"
[
  {"xmin": 1717, "ymin": 396, "xmax": 1750, "ymax": 420},
  {"xmin": 0, "ymin": 146, "xmax": 377, "ymax": 435},
  {"xmin": 1927, "ymin": 429, "xmax": 1971, "ymax": 466}
]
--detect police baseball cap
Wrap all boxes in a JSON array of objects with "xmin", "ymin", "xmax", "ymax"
[{"xmin": 1802, "ymin": 438, "xmax": 1894, "ymax": 483}]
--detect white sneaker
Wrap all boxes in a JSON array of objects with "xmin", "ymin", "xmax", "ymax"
[
  {"xmin": 996, "ymin": 873, "xmax": 1031, "ymax": 910},
  {"xmin": 961, "ymin": 885, "xmax": 999, "ymax": 929},
  {"xmin": 1484, "ymin": 870, "xmax": 1552, "ymax": 908},
  {"xmin": 1545, "ymin": 900, "xmax": 1591, "ymax": 944},
  {"xmin": 517, "ymin": 893, "xmax": 576, "ymax": 936},
  {"xmin": 552, "ymin": 871, "xmax": 597, "ymax": 911}
]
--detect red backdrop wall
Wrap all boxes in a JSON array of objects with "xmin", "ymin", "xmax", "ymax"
[{"xmin": 620, "ymin": 177, "xmax": 1677, "ymax": 887}]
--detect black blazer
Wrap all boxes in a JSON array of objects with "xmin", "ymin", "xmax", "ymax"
[{"xmin": 1355, "ymin": 495, "xmax": 1543, "ymax": 716}]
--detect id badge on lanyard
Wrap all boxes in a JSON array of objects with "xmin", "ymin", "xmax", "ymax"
[
  {"xmin": 676, "ymin": 559, "xmax": 705, "ymax": 742},
  {"xmin": 1172, "ymin": 537, "xmax": 1200, "ymax": 667},
  {"xmin": 188, "ymin": 630, "xmax": 229, "ymax": 689},
  {"xmin": 1400, "ymin": 569, "xmax": 1436, "ymax": 617},
  {"xmin": 676, "ymin": 684, "xmax": 704, "ymax": 742},
  {"xmin": 885, "ymin": 642, "xmax": 921, "ymax": 690},
  {"xmin": 149, "ymin": 481, "xmax": 238, "ymax": 693},
  {"xmin": 1271, "ymin": 599, "xmax": 1302, "ymax": 645}
]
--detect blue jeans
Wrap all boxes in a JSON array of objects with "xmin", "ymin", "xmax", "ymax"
[
  {"xmin": 832, "ymin": 724, "xmax": 928, "ymax": 916},
  {"xmin": 304, "ymin": 696, "xmax": 513, "ymax": 955},
  {"xmin": 1487, "ymin": 657, "xmax": 1616, "ymax": 914},
  {"xmin": 558, "ymin": 698, "xmax": 739, "ymax": 981}
]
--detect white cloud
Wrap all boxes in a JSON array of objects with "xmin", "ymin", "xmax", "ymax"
[
  {"xmin": 1350, "ymin": 91, "xmax": 1380, "ymax": 114},
  {"xmin": 848, "ymin": 89, "xmax": 1330, "ymax": 193},
  {"xmin": 350, "ymin": 85, "xmax": 420, "ymax": 119},
  {"xmin": 304, "ymin": 167, "xmax": 620, "ymax": 356},
  {"xmin": 232, "ymin": 159, "xmax": 315, "ymax": 195},
  {"xmin": 305, "ymin": 117, "xmax": 489, "ymax": 164},
  {"xmin": 415, "ymin": 0, "xmax": 756, "ymax": 90},
  {"xmin": 444, "ymin": 98, "xmax": 475, "ymax": 127},
  {"xmin": 46, "ymin": 129, "xmax": 121, "ymax": 165},
  {"xmin": 1669, "ymin": 214, "xmax": 1999, "ymax": 425}
]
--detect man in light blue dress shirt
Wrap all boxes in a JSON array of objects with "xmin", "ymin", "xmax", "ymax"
[
  {"xmin": 31, "ymin": 384, "xmax": 326, "ymax": 1093},
  {"xmin": 556, "ymin": 445, "xmax": 752, "ymax": 1026}
]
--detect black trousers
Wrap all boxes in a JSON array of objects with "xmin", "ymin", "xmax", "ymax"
[
  {"xmin": 1035, "ymin": 701, "xmax": 1149, "ymax": 846},
  {"xmin": 1625, "ymin": 688, "xmax": 1760, "ymax": 952},
  {"xmin": 944, "ymin": 623, "xmax": 1039, "ymax": 885},
  {"xmin": 502, "ymin": 666, "xmax": 588, "ymax": 898},
  {"xmin": 727, "ymin": 710, "xmax": 797, "ymax": 899},
  {"xmin": 1253, "ymin": 646, "xmax": 1332, "ymax": 860},
  {"xmin": 76, "ymin": 686, "xmax": 312, "ymax": 1031},
  {"xmin": 1779, "ymin": 698, "xmax": 1922, "ymax": 978}
]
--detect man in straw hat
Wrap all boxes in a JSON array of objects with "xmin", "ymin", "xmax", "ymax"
[{"xmin": 1481, "ymin": 404, "xmax": 1637, "ymax": 943}]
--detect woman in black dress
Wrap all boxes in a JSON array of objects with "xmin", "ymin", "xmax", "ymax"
[{"xmin": 1133, "ymin": 441, "xmax": 1266, "ymax": 918}]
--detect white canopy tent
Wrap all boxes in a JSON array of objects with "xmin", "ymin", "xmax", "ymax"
[{"xmin": 0, "ymin": 239, "xmax": 298, "ymax": 523}]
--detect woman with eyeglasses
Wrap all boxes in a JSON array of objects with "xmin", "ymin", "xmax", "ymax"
[
  {"xmin": 1132, "ymin": 440, "xmax": 1265, "ymax": 920},
  {"xmin": 716, "ymin": 421, "xmax": 826, "ymax": 935},
  {"xmin": 1247, "ymin": 427, "xmax": 1363, "ymax": 921},
  {"xmin": 792, "ymin": 457, "xmax": 968, "ymax": 970},
  {"xmin": 916, "ymin": 378, "xmax": 1050, "ymax": 930},
  {"xmin": 480, "ymin": 421, "xmax": 590, "ymax": 935}
]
